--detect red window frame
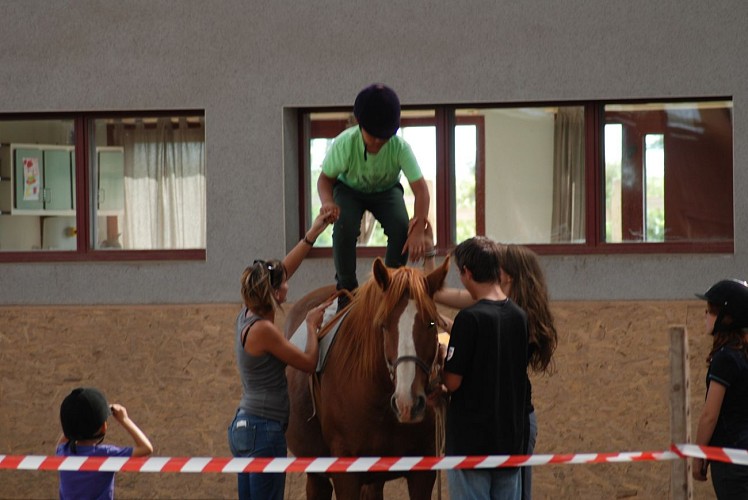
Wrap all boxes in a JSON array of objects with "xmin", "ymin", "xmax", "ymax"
[
  {"xmin": 298, "ymin": 98, "xmax": 733, "ymax": 256},
  {"xmin": 0, "ymin": 111, "xmax": 206, "ymax": 262}
]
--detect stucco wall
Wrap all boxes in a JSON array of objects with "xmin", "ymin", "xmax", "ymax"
[{"xmin": 0, "ymin": 1, "xmax": 746, "ymax": 304}]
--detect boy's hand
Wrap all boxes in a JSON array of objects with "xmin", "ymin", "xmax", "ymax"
[
  {"xmin": 402, "ymin": 225, "xmax": 426, "ymax": 262},
  {"xmin": 309, "ymin": 211, "xmax": 333, "ymax": 240},
  {"xmin": 692, "ymin": 458, "xmax": 708, "ymax": 481},
  {"xmin": 426, "ymin": 382, "xmax": 448, "ymax": 408},
  {"xmin": 320, "ymin": 202, "xmax": 340, "ymax": 223},
  {"xmin": 110, "ymin": 403, "xmax": 129, "ymax": 422}
]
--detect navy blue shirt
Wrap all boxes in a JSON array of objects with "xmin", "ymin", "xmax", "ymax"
[{"xmin": 707, "ymin": 344, "xmax": 748, "ymax": 449}]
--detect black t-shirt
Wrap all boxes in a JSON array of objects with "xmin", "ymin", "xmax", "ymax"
[
  {"xmin": 707, "ymin": 344, "xmax": 748, "ymax": 449},
  {"xmin": 444, "ymin": 298, "xmax": 528, "ymax": 455}
]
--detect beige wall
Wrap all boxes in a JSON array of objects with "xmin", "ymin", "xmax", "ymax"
[{"xmin": 0, "ymin": 300, "xmax": 717, "ymax": 499}]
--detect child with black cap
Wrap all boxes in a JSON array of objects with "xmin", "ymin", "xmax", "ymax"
[
  {"xmin": 317, "ymin": 83, "xmax": 430, "ymax": 309},
  {"xmin": 57, "ymin": 387, "xmax": 153, "ymax": 500}
]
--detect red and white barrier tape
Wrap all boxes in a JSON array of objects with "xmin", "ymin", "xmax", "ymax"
[
  {"xmin": 672, "ymin": 444, "xmax": 748, "ymax": 466},
  {"xmin": 0, "ymin": 449, "xmax": 684, "ymax": 474},
  {"xmin": 1, "ymin": 446, "xmax": 745, "ymax": 474}
]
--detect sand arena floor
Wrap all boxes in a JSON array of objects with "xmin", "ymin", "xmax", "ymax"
[{"xmin": 0, "ymin": 300, "xmax": 717, "ymax": 499}]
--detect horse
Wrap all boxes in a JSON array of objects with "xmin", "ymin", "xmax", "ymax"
[{"xmin": 285, "ymin": 257, "xmax": 450, "ymax": 500}]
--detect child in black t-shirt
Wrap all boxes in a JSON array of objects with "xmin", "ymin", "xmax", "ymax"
[{"xmin": 439, "ymin": 236, "xmax": 528, "ymax": 500}]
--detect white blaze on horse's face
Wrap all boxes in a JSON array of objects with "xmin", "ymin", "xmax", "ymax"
[{"xmin": 391, "ymin": 298, "xmax": 426, "ymax": 423}]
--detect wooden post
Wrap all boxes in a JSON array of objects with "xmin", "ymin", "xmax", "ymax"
[{"xmin": 669, "ymin": 325, "xmax": 692, "ymax": 500}]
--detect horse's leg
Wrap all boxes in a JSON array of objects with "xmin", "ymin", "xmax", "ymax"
[
  {"xmin": 405, "ymin": 471, "xmax": 437, "ymax": 500},
  {"xmin": 360, "ymin": 481, "xmax": 385, "ymax": 500},
  {"xmin": 330, "ymin": 472, "xmax": 363, "ymax": 500},
  {"xmin": 305, "ymin": 473, "xmax": 333, "ymax": 500}
]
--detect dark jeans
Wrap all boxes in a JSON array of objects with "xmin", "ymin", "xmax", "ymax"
[
  {"xmin": 711, "ymin": 460, "xmax": 748, "ymax": 499},
  {"xmin": 332, "ymin": 182, "xmax": 409, "ymax": 291},
  {"xmin": 227, "ymin": 409, "xmax": 287, "ymax": 500}
]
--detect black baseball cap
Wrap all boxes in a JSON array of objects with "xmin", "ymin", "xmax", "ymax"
[{"xmin": 60, "ymin": 387, "xmax": 111, "ymax": 441}]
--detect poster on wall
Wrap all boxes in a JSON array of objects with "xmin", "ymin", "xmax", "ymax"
[{"xmin": 22, "ymin": 157, "xmax": 40, "ymax": 201}]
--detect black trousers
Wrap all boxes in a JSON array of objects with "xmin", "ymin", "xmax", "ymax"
[{"xmin": 332, "ymin": 182, "xmax": 409, "ymax": 291}]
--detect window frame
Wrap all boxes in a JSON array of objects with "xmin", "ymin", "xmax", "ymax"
[
  {"xmin": 298, "ymin": 97, "xmax": 733, "ymax": 257},
  {"xmin": 0, "ymin": 110, "xmax": 206, "ymax": 263}
]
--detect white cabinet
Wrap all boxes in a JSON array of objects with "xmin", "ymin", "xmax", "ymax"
[
  {"xmin": 96, "ymin": 146, "xmax": 125, "ymax": 214},
  {"xmin": 0, "ymin": 144, "xmax": 125, "ymax": 216},
  {"xmin": 0, "ymin": 144, "xmax": 75, "ymax": 215}
]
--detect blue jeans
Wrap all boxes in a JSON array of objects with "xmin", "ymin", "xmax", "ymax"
[
  {"xmin": 447, "ymin": 468, "xmax": 521, "ymax": 500},
  {"xmin": 227, "ymin": 410, "xmax": 287, "ymax": 500},
  {"xmin": 522, "ymin": 410, "xmax": 537, "ymax": 500}
]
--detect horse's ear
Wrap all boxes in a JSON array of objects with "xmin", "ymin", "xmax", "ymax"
[
  {"xmin": 425, "ymin": 255, "xmax": 450, "ymax": 296},
  {"xmin": 372, "ymin": 257, "xmax": 391, "ymax": 291}
]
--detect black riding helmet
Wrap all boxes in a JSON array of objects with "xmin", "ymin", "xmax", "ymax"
[
  {"xmin": 60, "ymin": 387, "xmax": 111, "ymax": 441},
  {"xmin": 696, "ymin": 279, "xmax": 748, "ymax": 334},
  {"xmin": 353, "ymin": 84, "xmax": 401, "ymax": 140}
]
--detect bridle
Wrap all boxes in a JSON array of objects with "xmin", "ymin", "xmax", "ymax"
[
  {"xmin": 385, "ymin": 320, "xmax": 441, "ymax": 386},
  {"xmin": 389, "ymin": 354, "xmax": 433, "ymax": 378}
]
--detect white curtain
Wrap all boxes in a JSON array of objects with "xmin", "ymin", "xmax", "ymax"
[
  {"xmin": 114, "ymin": 118, "xmax": 206, "ymax": 249},
  {"xmin": 551, "ymin": 108, "xmax": 585, "ymax": 243}
]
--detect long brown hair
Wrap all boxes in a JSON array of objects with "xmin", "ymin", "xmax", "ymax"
[
  {"xmin": 240, "ymin": 259, "xmax": 286, "ymax": 317},
  {"xmin": 500, "ymin": 244, "xmax": 557, "ymax": 374}
]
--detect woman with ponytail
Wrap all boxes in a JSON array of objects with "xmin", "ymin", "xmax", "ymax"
[{"xmin": 228, "ymin": 212, "xmax": 333, "ymax": 500}]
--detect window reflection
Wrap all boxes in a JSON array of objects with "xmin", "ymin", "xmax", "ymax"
[
  {"xmin": 458, "ymin": 106, "xmax": 586, "ymax": 245},
  {"xmin": 604, "ymin": 101, "xmax": 732, "ymax": 243}
]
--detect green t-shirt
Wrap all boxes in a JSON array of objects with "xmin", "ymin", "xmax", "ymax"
[{"xmin": 321, "ymin": 126, "xmax": 423, "ymax": 193}]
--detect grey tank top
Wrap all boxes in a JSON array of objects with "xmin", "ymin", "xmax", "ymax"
[{"xmin": 235, "ymin": 306, "xmax": 289, "ymax": 423}]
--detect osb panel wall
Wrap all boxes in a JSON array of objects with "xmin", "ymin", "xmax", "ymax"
[{"xmin": 0, "ymin": 301, "xmax": 715, "ymax": 500}]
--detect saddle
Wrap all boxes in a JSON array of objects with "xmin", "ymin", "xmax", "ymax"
[{"xmin": 288, "ymin": 302, "xmax": 349, "ymax": 373}]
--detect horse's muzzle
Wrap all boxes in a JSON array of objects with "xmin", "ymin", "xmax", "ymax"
[{"xmin": 391, "ymin": 393, "xmax": 427, "ymax": 423}]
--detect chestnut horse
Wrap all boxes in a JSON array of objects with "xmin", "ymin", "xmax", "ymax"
[{"xmin": 285, "ymin": 257, "xmax": 449, "ymax": 499}]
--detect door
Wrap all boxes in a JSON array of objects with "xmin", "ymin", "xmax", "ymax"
[{"xmin": 43, "ymin": 149, "xmax": 74, "ymax": 211}]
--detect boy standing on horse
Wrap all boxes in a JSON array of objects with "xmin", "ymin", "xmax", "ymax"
[
  {"xmin": 317, "ymin": 83, "xmax": 430, "ymax": 309},
  {"xmin": 439, "ymin": 236, "xmax": 528, "ymax": 499}
]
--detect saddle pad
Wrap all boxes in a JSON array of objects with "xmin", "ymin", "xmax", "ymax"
[{"xmin": 289, "ymin": 303, "xmax": 348, "ymax": 373}]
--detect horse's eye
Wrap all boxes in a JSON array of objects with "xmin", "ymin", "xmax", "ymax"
[{"xmin": 428, "ymin": 321, "xmax": 436, "ymax": 328}]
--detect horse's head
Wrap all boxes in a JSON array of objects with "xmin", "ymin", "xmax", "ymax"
[{"xmin": 371, "ymin": 257, "xmax": 449, "ymax": 424}]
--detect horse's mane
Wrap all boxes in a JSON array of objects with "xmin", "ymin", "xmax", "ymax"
[{"xmin": 332, "ymin": 266, "xmax": 438, "ymax": 378}]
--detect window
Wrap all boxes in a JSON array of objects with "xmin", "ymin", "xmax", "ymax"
[
  {"xmin": 299, "ymin": 98, "xmax": 732, "ymax": 255},
  {"xmin": 604, "ymin": 102, "xmax": 732, "ymax": 248},
  {"xmin": 307, "ymin": 110, "xmax": 439, "ymax": 247},
  {"xmin": 0, "ymin": 112, "xmax": 205, "ymax": 261}
]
